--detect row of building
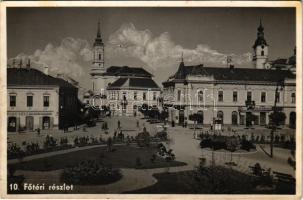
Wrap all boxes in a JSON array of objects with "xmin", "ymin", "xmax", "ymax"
[{"xmin": 7, "ymin": 20, "xmax": 296, "ymax": 132}]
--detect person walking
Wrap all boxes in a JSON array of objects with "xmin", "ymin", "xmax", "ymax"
[
  {"xmin": 37, "ymin": 128, "xmax": 40, "ymax": 136},
  {"xmin": 117, "ymin": 120, "xmax": 121, "ymax": 129}
]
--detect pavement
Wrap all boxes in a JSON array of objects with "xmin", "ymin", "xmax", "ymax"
[{"xmin": 9, "ymin": 115, "xmax": 296, "ymax": 193}]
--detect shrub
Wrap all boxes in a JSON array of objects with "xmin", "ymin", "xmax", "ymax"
[
  {"xmin": 155, "ymin": 131, "xmax": 168, "ymax": 141},
  {"xmin": 7, "ymin": 143, "xmax": 25, "ymax": 159},
  {"xmin": 61, "ymin": 160, "xmax": 122, "ymax": 185},
  {"xmin": 136, "ymin": 131, "xmax": 151, "ymax": 147},
  {"xmin": 240, "ymin": 139, "xmax": 256, "ymax": 151}
]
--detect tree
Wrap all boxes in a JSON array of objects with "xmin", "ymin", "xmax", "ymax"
[{"xmin": 269, "ymin": 111, "xmax": 286, "ymax": 127}]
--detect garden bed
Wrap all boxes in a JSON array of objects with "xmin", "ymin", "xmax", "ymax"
[{"xmin": 9, "ymin": 145, "xmax": 186, "ymax": 171}]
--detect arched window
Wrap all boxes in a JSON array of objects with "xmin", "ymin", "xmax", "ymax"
[
  {"xmin": 232, "ymin": 111, "xmax": 238, "ymax": 125},
  {"xmin": 261, "ymin": 50, "xmax": 264, "ymax": 56},
  {"xmin": 99, "ymin": 53, "xmax": 101, "ymax": 60}
]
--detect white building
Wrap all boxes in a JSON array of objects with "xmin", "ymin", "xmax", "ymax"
[
  {"xmin": 7, "ymin": 63, "xmax": 80, "ymax": 132},
  {"xmin": 162, "ymin": 22, "xmax": 296, "ymax": 128},
  {"xmin": 85, "ymin": 21, "xmax": 161, "ymax": 116}
]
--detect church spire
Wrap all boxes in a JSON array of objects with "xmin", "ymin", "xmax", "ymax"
[
  {"xmin": 253, "ymin": 18, "xmax": 267, "ymax": 49},
  {"xmin": 94, "ymin": 19, "xmax": 103, "ymax": 47},
  {"xmin": 97, "ymin": 19, "xmax": 101, "ymax": 38}
]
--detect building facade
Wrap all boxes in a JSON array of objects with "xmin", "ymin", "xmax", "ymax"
[
  {"xmin": 162, "ymin": 22, "xmax": 296, "ymax": 128},
  {"xmin": 85, "ymin": 21, "xmax": 161, "ymax": 116},
  {"xmin": 7, "ymin": 66, "xmax": 80, "ymax": 132}
]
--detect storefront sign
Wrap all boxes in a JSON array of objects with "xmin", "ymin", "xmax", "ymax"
[
  {"xmin": 238, "ymin": 106, "xmax": 273, "ymax": 112},
  {"xmin": 7, "ymin": 111, "xmax": 53, "ymax": 116}
]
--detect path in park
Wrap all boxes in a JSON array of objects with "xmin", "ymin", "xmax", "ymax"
[{"xmin": 11, "ymin": 116, "xmax": 295, "ymax": 193}]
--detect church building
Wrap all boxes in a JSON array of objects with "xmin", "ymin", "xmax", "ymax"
[{"xmin": 85, "ymin": 21, "xmax": 161, "ymax": 116}]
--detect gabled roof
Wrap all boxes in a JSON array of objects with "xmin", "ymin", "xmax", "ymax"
[
  {"xmin": 7, "ymin": 68, "xmax": 77, "ymax": 89},
  {"xmin": 166, "ymin": 62, "xmax": 295, "ymax": 84},
  {"xmin": 107, "ymin": 77, "xmax": 160, "ymax": 90},
  {"xmin": 104, "ymin": 66, "xmax": 152, "ymax": 77}
]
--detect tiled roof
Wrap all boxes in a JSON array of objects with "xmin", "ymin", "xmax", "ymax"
[
  {"xmin": 104, "ymin": 66, "xmax": 152, "ymax": 77},
  {"xmin": 168, "ymin": 62, "xmax": 295, "ymax": 83},
  {"xmin": 7, "ymin": 68, "xmax": 77, "ymax": 88},
  {"xmin": 107, "ymin": 77, "xmax": 160, "ymax": 90}
]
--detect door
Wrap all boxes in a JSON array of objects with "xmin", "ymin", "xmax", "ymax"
[
  {"xmin": 8, "ymin": 117, "xmax": 17, "ymax": 132},
  {"xmin": 260, "ymin": 112, "xmax": 266, "ymax": 126},
  {"xmin": 26, "ymin": 116, "xmax": 34, "ymax": 131},
  {"xmin": 179, "ymin": 110, "xmax": 184, "ymax": 125},
  {"xmin": 197, "ymin": 111, "xmax": 203, "ymax": 124},
  {"xmin": 42, "ymin": 116, "xmax": 50, "ymax": 130},
  {"xmin": 232, "ymin": 111, "xmax": 238, "ymax": 125}
]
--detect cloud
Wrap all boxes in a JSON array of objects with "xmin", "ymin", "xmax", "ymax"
[
  {"xmin": 8, "ymin": 37, "xmax": 92, "ymax": 87},
  {"xmin": 8, "ymin": 23, "xmax": 253, "ymax": 88},
  {"xmin": 107, "ymin": 23, "xmax": 252, "ymax": 69}
]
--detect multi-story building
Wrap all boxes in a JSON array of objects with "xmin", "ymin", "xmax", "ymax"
[
  {"xmin": 7, "ymin": 64, "xmax": 80, "ymax": 132},
  {"xmin": 85, "ymin": 21, "xmax": 161, "ymax": 116},
  {"xmin": 162, "ymin": 22, "xmax": 296, "ymax": 128},
  {"xmin": 106, "ymin": 66, "xmax": 161, "ymax": 116}
]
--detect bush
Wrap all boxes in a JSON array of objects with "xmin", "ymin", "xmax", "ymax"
[
  {"xmin": 240, "ymin": 139, "xmax": 256, "ymax": 151},
  {"xmin": 155, "ymin": 131, "xmax": 168, "ymax": 141},
  {"xmin": 200, "ymin": 136, "xmax": 255, "ymax": 152},
  {"xmin": 136, "ymin": 131, "xmax": 151, "ymax": 147},
  {"xmin": 7, "ymin": 143, "xmax": 25, "ymax": 159},
  {"xmin": 61, "ymin": 160, "xmax": 122, "ymax": 185}
]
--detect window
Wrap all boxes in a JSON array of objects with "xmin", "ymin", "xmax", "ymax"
[
  {"xmin": 9, "ymin": 95, "xmax": 16, "ymax": 107},
  {"xmin": 218, "ymin": 91, "xmax": 223, "ymax": 102},
  {"xmin": 134, "ymin": 92, "xmax": 137, "ymax": 100},
  {"xmin": 217, "ymin": 111, "xmax": 224, "ymax": 124},
  {"xmin": 247, "ymin": 91, "xmax": 252, "ymax": 101},
  {"xmin": 177, "ymin": 90, "xmax": 181, "ymax": 101},
  {"xmin": 123, "ymin": 92, "xmax": 127, "ymax": 101},
  {"xmin": 27, "ymin": 96, "xmax": 33, "ymax": 107},
  {"xmin": 261, "ymin": 92, "xmax": 266, "ymax": 103},
  {"xmin": 153, "ymin": 92, "xmax": 157, "ymax": 101},
  {"xmin": 291, "ymin": 93, "xmax": 295, "ymax": 103},
  {"xmin": 43, "ymin": 96, "xmax": 49, "ymax": 107},
  {"xmin": 261, "ymin": 50, "xmax": 264, "ymax": 56},
  {"xmin": 198, "ymin": 90, "xmax": 203, "ymax": 102},
  {"xmin": 98, "ymin": 53, "xmax": 101, "ymax": 60},
  {"xmin": 233, "ymin": 91, "xmax": 238, "ymax": 102},
  {"xmin": 276, "ymin": 92, "xmax": 280, "ymax": 103},
  {"xmin": 143, "ymin": 92, "xmax": 146, "ymax": 101}
]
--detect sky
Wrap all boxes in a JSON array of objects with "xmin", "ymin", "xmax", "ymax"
[{"xmin": 7, "ymin": 7, "xmax": 296, "ymax": 89}]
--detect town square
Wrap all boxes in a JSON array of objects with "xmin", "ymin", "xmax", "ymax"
[{"xmin": 5, "ymin": 6, "xmax": 298, "ymax": 194}]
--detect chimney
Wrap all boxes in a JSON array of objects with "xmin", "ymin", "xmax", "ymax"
[
  {"xmin": 44, "ymin": 66, "xmax": 49, "ymax": 75},
  {"xmin": 12, "ymin": 59, "xmax": 16, "ymax": 68},
  {"xmin": 19, "ymin": 59, "xmax": 23, "ymax": 68},
  {"xmin": 26, "ymin": 59, "xmax": 31, "ymax": 70}
]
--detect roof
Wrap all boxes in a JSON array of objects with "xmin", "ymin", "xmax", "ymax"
[
  {"xmin": 165, "ymin": 62, "xmax": 295, "ymax": 84},
  {"xmin": 107, "ymin": 77, "xmax": 160, "ymax": 90},
  {"xmin": 7, "ymin": 68, "xmax": 77, "ymax": 89},
  {"xmin": 104, "ymin": 66, "xmax": 152, "ymax": 77}
]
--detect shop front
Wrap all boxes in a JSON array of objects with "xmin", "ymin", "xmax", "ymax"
[{"xmin": 7, "ymin": 111, "xmax": 56, "ymax": 132}]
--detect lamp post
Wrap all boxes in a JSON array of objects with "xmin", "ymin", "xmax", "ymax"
[
  {"xmin": 183, "ymin": 79, "xmax": 188, "ymax": 127},
  {"xmin": 270, "ymin": 79, "xmax": 284, "ymax": 158}
]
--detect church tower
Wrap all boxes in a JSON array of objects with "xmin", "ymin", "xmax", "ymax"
[
  {"xmin": 252, "ymin": 20, "xmax": 269, "ymax": 69},
  {"xmin": 90, "ymin": 20, "xmax": 106, "ymax": 95}
]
